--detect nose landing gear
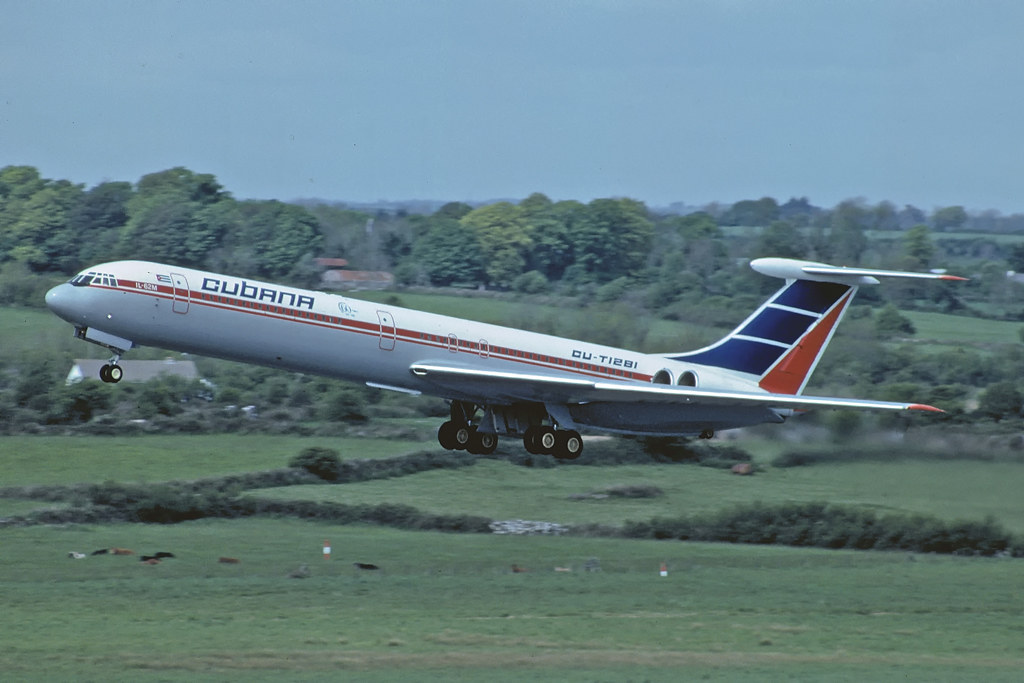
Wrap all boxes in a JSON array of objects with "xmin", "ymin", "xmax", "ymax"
[{"xmin": 98, "ymin": 363, "xmax": 123, "ymax": 383}]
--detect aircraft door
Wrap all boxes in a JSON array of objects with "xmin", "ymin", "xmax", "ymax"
[
  {"xmin": 377, "ymin": 310, "xmax": 396, "ymax": 350},
  {"xmin": 171, "ymin": 273, "xmax": 190, "ymax": 314}
]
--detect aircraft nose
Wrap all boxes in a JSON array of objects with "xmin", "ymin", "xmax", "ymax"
[{"xmin": 45, "ymin": 283, "xmax": 79, "ymax": 323}]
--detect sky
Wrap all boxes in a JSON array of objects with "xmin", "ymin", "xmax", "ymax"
[{"xmin": 3, "ymin": 0, "xmax": 1023, "ymax": 213}]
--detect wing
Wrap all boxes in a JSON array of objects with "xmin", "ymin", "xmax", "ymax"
[{"xmin": 408, "ymin": 362, "xmax": 941, "ymax": 413}]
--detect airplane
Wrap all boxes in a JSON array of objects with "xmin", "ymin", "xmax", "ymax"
[{"xmin": 44, "ymin": 257, "xmax": 964, "ymax": 459}]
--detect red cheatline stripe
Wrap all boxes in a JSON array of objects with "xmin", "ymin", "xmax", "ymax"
[{"xmin": 101, "ymin": 282, "xmax": 648, "ymax": 383}]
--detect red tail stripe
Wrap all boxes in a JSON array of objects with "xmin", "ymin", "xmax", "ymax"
[{"xmin": 758, "ymin": 291, "xmax": 852, "ymax": 395}]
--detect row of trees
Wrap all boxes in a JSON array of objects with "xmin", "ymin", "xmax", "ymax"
[
  {"xmin": 4, "ymin": 164, "xmax": 1023, "ymax": 299},
  {"xmin": 0, "ymin": 166, "xmax": 321, "ymax": 281}
]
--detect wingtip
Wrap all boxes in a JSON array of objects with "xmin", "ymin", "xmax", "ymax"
[
  {"xmin": 908, "ymin": 403, "xmax": 945, "ymax": 413},
  {"xmin": 938, "ymin": 275, "xmax": 969, "ymax": 281}
]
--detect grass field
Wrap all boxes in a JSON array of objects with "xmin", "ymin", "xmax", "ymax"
[
  {"xmin": 903, "ymin": 310, "xmax": 1022, "ymax": 345},
  {"xmin": 2, "ymin": 430, "xmax": 1024, "ymax": 680},
  {"xmin": 2, "ymin": 520, "xmax": 1024, "ymax": 681},
  {"xmin": 0, "ymin": 305, "xmax": 71, "ymax": 353}
]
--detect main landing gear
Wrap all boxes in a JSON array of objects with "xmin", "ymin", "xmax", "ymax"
[
  {"xmin": 437, "ymin": 420, "xmax": 498, "ymax": 455},
  {"xmin": 523, "ymin": 425, "xmax": 583, "ymax": 460},
  {"xmin": 436, "ymin": 401, "xmax": 584, "ymax": 459}
]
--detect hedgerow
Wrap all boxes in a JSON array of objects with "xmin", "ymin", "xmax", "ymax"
[{"xmin": 619, "ymin": 501, "xmax": 1020, "ymax": 557}]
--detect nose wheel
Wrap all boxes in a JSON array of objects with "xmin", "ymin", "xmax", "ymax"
[{"xmin": 99, "ymin": 362, "xmax": 123, "ymax": 383}]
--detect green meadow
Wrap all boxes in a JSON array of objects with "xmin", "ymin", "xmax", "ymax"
[
  {"xmin": 2, "ymin": 520, "xmax": 1023, "ymax": 681},
  {"xmin": 0, "ymin": 306, "xmax": 71, "ymax": 353},
  {"xmin": 2, "ymin": 434, "xmax": 1024, "ymax": 680},
  {"xmin": 902, "ymin": 310, "xmax": 1022, "ymax": 345}
]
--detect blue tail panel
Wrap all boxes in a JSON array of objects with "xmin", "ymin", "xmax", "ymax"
[
  {"xmin": 677, "ymin": 338, "xmax": 789, "ymax": 376},
  {"xmin": 739, "ymin": 308, "xmax": 817, "ymax": 345},
  {"xmin": 774, "ymin": 280, "xmax": 850, "ymax": 314}
]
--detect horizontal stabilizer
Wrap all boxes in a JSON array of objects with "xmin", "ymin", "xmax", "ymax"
[{"xmin": 751, "ymin": 258, "xmax": 967, "ymax": 286}]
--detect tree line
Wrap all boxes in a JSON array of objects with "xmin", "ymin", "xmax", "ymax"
[{"xmin": 4, "ymin": 163, "xmax": 1024, "ymax": 298}]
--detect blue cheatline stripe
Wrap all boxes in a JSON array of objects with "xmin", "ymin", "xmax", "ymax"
[
  {"xmin": 774, "ymin": 280, "xmax": 850, "ymax": 314},
  {"xmin": 739, "ymin": 307, "xmax": 818, "ymax": 345},
  {"xmin": 675, "ymin": 338, "xmax": 787, "ymax": 376}
]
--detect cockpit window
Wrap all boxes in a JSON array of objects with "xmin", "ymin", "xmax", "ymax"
[{"xmin": 70, "ymin": 272, "xmax": 118, "ymax": 287}]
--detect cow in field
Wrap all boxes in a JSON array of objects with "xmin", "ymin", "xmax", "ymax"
[
  {"xmin": 353, "ymin": 562, "xmax": 380, "ymax": 571},
  {"xmin": 68, "ymin": 551, "xmax": 86, "ymax": 559},
  {"xmin": 218, "ymin": 556, "xmax": 241, "ymax": 564},
  {"xmin": 288, "ymin": 564, "xmax": 311, "ymax": 579},
  {"xmin": 111, "ymin": 547, "xmax": 134, "ymax": 555}
]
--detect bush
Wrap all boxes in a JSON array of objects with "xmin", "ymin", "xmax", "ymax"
[
  {"xmin": 316, "ymin": 386, "xmax": 369, "ymax": 423},
  {"xmin": 288, "ymin": 447, "xmax": 342, "ymax": 481},
  {"xmin": 604, "ymin": 484, "xmax": 663, "ymax": 498},
  {"xmin": 513, "ymin": 270, "xmax": 549, "ymax": 294}
]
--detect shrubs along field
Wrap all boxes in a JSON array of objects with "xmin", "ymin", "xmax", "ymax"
[{"xmin": 3, "ymin": 440, "xmax": 1022, "ymax": 557}]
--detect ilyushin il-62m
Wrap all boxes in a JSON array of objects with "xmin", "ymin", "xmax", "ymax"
[{"xmin": 45, "ymin": 257, "xmax": 963, "ymax": 459}]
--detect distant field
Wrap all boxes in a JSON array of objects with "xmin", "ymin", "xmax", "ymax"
[
  {"xmin": 2, "ymin": 520, "xmax": 1022, "ymax": 681},
  {"xmin": 0, "ymin": 435, "xmax": 425, "ymax": 486},
  {"xmin": 903, "ymin": 310, "xmax": 1021, "ymax": 345},
  {"xmin": 0, "ymin": 306, "xmax": 71, "ymax": 353}
]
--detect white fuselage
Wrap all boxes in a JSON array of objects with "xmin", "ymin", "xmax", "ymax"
[{"xmin": 44, "ymin": 260, "xmax": 777, "ymax": 436}]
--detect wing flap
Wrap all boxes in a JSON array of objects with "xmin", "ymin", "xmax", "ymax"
[{"xmin": 408, "ymin": 363, "xmax": 941, "ymax": 413}]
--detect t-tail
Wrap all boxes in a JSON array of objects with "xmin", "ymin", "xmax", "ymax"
[{"xmin": 667, "ymin": 258, "xmax": 966, "ymax": 396}]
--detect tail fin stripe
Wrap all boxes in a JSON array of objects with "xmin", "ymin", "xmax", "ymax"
[{"xmin": 731, "ymin": 334, "xmax": 790, "ymax": 349}]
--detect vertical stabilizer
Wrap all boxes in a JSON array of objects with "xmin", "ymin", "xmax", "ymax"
[
  {"xmin": 666, "ymin": 258, "xmax": 964, "ymax": 395},
  {"xmin": 667, "ymin": 277, "xmax": 855, "ymax": 394}
]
